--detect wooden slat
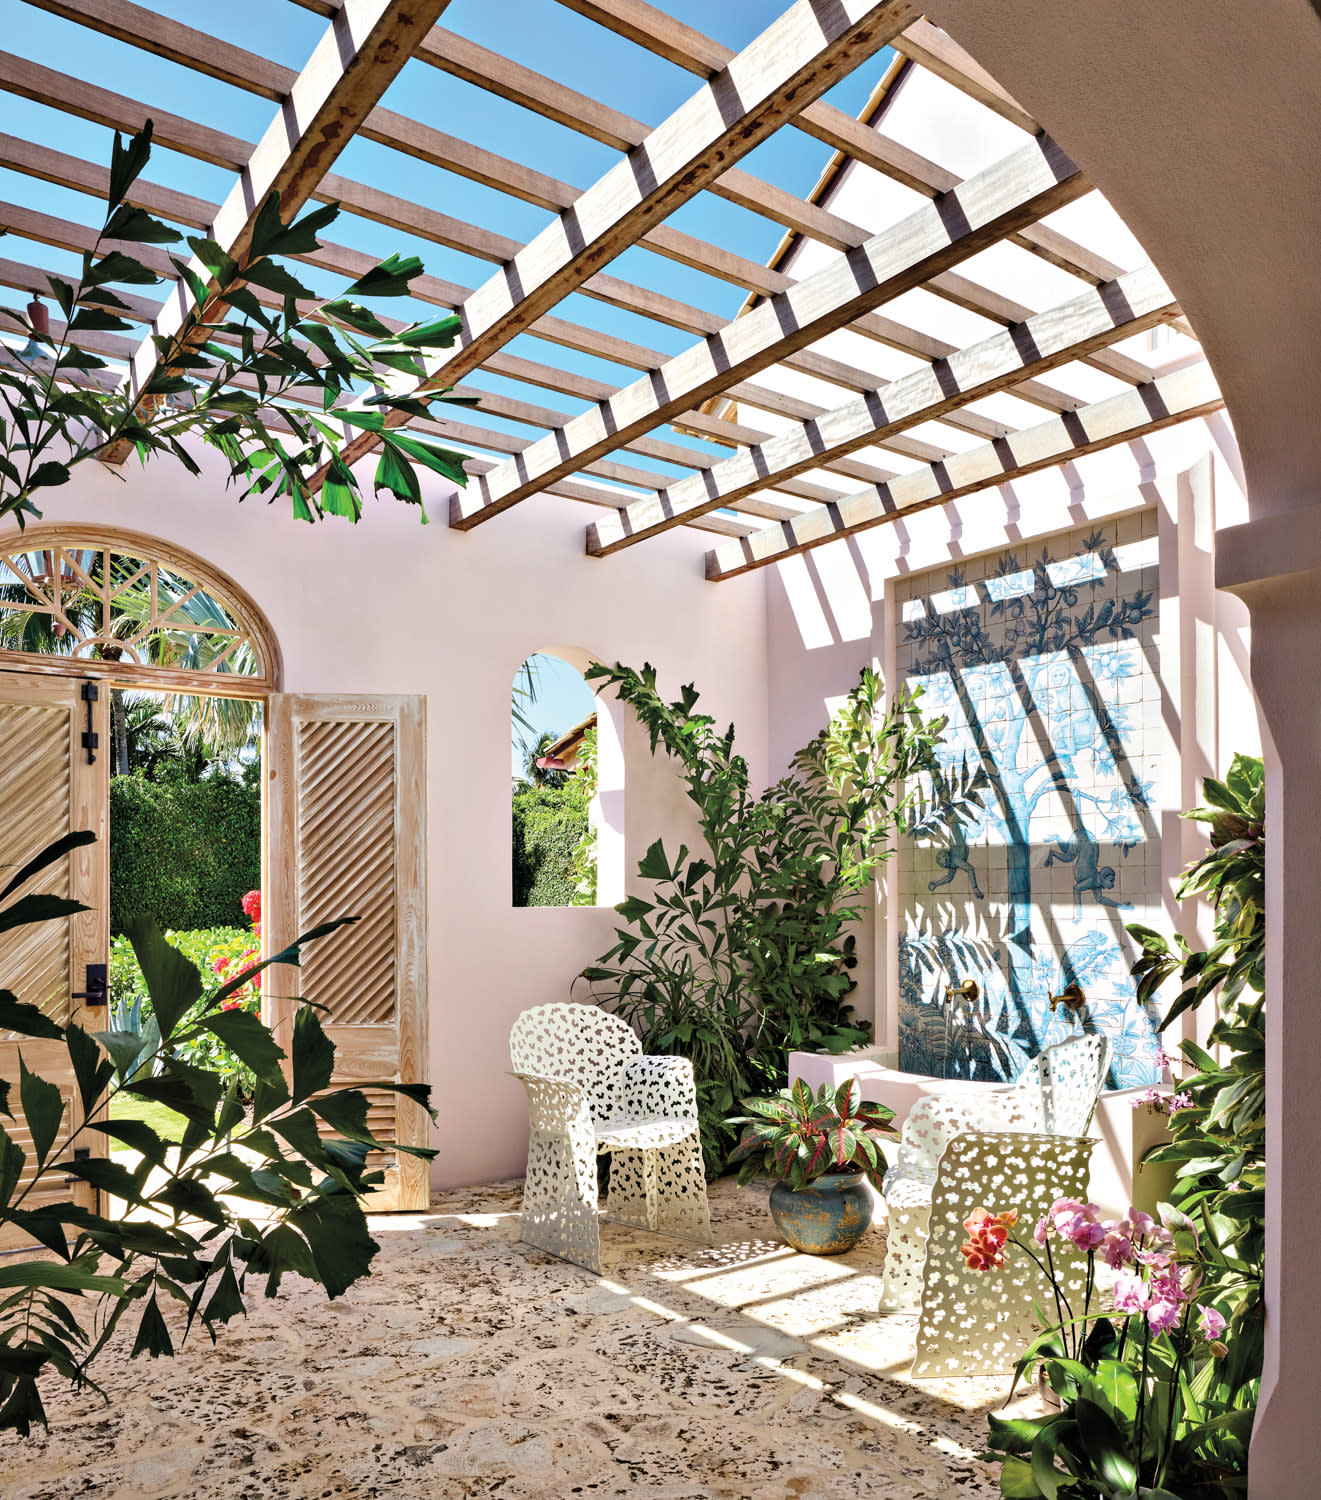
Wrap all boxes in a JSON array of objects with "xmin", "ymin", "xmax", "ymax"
[
  {"xmin": 553, "ymin": 0, "xmax": 1120, "ymax": 296},
  {"xmin": 24, "ymin": 0, "xmax": 292, "ymax": 98},
  {"xmin": 451, "ymin": 134, "xmax": 1086, "ymax": 528},
  {"xmin": 890, "ymin": 19, "xmax": 1039, "ymax": 134},
  {"xmin": 324, "ymin": 0, "xmax": 917, "ymax": 481},
  {"xmin": 586, "ymin": 265, "xmax": 1180, "ymax": 555},
  {"xmin": 705, "ymin": 364, "xmax": 1225, "ymax": 580},
  {"xmin": 119, "ymin": 0, "xmax": 454, "ymax": 418}
]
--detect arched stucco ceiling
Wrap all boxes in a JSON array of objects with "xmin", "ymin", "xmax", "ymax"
[{"xmin": 927, "ymin": 0, "xmax": 1321, "ymax": 523}]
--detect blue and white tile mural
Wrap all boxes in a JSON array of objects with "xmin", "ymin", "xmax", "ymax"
[{"xmin": 896, "ymin": 516, "xmax": 1166, "ymax": 1088}]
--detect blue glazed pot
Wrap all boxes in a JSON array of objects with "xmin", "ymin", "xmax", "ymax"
[{"xmin": 768, "ymin": 1170, "xmax": 873, "ymax": 1255}]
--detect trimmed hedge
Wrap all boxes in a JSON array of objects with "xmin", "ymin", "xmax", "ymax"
[
  {"xmin": 110, "ymin": 774, "xmax": 261, "ymax": 934},
  {"xmin": 512, "ymin": 786, "xmax": 588, "ymax": 907}
]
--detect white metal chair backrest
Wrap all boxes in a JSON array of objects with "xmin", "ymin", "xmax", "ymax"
[
  {"xmin": 1034, "ymin": 1032, "xmax": 1110, "ymax": 1137},
  {"xmin": 509, "ymin": 1003, "xmax": 641, "ymax": 1124},
  {"xmin": 892, "ymin": 1086, "xmax": 1042, "ymax": 1185}
]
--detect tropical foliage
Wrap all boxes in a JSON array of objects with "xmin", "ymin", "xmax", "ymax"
[
  {"xmin": 0, "ymin": 834, "xmax": 434, "ymax": 1436},
  {"xmin": 578, "ymin": 662, "xmax": 966, "ymax": 1172},
  {"xmin": 567, "ymin": 725, "xmax": 599, "ymax": 907},
  {"xmin": 0, "ymin": 122, "xmax": 475, "ymax": 531},
  {"xmin": 727, "ymin": 1078, "xmax": 896, "ymax": 1191}
]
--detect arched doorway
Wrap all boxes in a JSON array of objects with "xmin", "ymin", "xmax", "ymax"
[
  {"xmin": 0, "ymin": 523, "xmax": 431, "ymax": 1214},
  {"xmin": 0, "ymin": 524, "xmax": 282, "ymax": 1244}
]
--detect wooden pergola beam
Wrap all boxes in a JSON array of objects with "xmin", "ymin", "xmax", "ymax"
[
  {"xmin": 117, "ymin": 0, "xmax": 452, "ymax": 418},
  {"xmin": 705, "ymin": 365, "xmax": 1225, "ymax": 580},
  {"xmin": 890, "ymin": 19, "xmax": 1039, "ymax": 134},
  {"xmin": 585, "ymin": 265, "xmax": 1181, "ymax": 555},
  {"xmin": 553, "ymin": 0, "xmax": 1129, "ymax": 301},
  {"xmin": 0, "ymin": 147, "xmax": 909, "ymax": 495},
  {"xmin": 451, "ymin": 134, "xmax": 1086, "ymax": 529},
  {"xmin": 323, "ymin": 0, "xmax": 918, "ymax": 483},
  {"xmin": 0, "ymin": 53, "xmax": 1101, "ymax": 430}
]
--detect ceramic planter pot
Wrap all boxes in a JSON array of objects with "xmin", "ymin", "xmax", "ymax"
[{"xmin": 768, "ymin": 1170, "xmax": 873, "ymax": 1255}]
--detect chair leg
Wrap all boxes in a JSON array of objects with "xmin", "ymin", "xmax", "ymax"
[
  {"xmin": 648, "ymin": 1138, "xmax": 712, "ymax": 1245},
  {"xmin": 879, "ymin": 1203, "xmax": 930, "ymax": 1311},
  {"xmin": 603, "ymin": 1147, "xmax": 651, "ymax": 1231},
  {"xmin": 519, "ymin": 1130, "xmax": 601, "ymax": 1275}
]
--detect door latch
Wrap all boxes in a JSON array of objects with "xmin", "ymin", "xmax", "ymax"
[
  {"xmin": 72, "ymin": 963, "xmax": 107, "ymax": 1007},
  {"xmin": 80, "ymin": 681, "xmax": 99, "ymax": 764}
]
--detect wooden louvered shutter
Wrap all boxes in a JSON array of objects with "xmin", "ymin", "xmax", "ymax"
[
  {"xmin": 266, "ymin": 695, "xmax": 428, "ymax": 1211},
  {"xmin": 0, "ymin": 671, "xmax": 108, "ymax": 1248}
]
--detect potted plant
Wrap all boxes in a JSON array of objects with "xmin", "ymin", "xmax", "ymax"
[{"xmin": 728, "ymin": 1078, "xmax": 897, "ymax": 1254}]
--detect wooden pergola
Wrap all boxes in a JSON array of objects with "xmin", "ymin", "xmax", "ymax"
[{"xmin": 0, "ymin": 0, "xmax": 1222, "ymax": 576}]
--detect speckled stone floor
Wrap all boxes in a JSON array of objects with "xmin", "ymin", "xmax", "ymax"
[{"xmin": 0, "ymin": 1177, "xmax": 1042, "ymax": 1499}]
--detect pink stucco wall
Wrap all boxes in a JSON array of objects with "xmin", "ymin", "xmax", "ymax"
[{"xmin": 4, "ymin": 451, "xmax": 768, "ymax": 1189}]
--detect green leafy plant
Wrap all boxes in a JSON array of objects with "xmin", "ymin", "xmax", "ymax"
[
  {"xmin": 0, "ymin": 832, "xmax": 436, "ymax": 1435},
  {"xmin": 109, "ymin": 892, "xmax": 265, "ymax": 1095},
  {"xmin": 0, "ymin": 121, "xmax": 476, "ymax": 529},
  {"xmin": 577, "ymin": 662, "xmax": 965, "ymax": 1171},
  {"xmin": 727, "ymin": 1078, "xmax": 896, "ymax": 1191},
  {"xmin": 511, "ymin": 783, "xmax": 589, "ymax": 907},
  {"xmin": 1122, "ymin": 752, "xmax": 1266, "ymax": 1479}
]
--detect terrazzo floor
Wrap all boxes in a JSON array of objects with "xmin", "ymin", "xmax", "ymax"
[{"xmin": 0, "ymin": 1177, "xmax": 1043, "ymax": 1499}]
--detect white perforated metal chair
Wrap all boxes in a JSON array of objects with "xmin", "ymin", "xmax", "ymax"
[
  {"xmin": 879, "ymin": 1032, "xmax": 1109, "ymax": 1311},
  {"xmin": 911, "ymin": 1130, "xmax": 1097, "ymax": 1378},
  {"xmin": 510, "ymin": 1003, "xmax": 712, "ymax": 1274}
]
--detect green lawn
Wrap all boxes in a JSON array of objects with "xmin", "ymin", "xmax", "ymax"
[{"xmin": 109, "ymin": 1092, "xmax": 189, "ymax": 1144}]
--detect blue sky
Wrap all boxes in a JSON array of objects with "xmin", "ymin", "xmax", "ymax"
[
  {"xmin": 1, "ymin": 1, "xmax": 890, "ymax": 497},
  {"xmin": 2, "ymin": 0, "xmax": 891, "ymax": 780}
]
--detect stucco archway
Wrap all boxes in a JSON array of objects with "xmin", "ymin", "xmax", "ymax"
[{"xmin": 921, "ymin": 8, "xmax": 1321, "ymax": 1493}]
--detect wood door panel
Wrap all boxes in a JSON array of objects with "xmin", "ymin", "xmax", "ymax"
[
  {"xmin": 0, "ymin": 671, "xmax": 109, "ymax": 1248},
  {"xmin": 267, "ymin": 694, "xmax": 428, "ymax": 1211}
]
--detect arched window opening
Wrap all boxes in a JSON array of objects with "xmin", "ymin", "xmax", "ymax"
[{"xmin": 511, "ymin": 652, "xmax": 608, "ymax": 908}]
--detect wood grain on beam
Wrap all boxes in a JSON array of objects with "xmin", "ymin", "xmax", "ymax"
[
  {"xmin": 451, "ymin": 134, "xmax": 1085, "ymax": 529},
  {"xmin": 326, "ymin": 0, "xmax": 918, "ymax": 482},
  {"xmin": 586, "ymin": 265, "xmax": 1180, "ymax": 555},
  {"xmin": 705, "ymin": 364, "xmax": 1224, "ymax": 580}
]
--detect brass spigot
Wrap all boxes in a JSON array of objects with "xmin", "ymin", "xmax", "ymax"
[
  {"xmin": 1048, "ymin": 983, "xmax": 1087, "ymax": 1013},
  {"xmin": 943, "ymin": 978, "xmax": 979, "ymax": 1005}
]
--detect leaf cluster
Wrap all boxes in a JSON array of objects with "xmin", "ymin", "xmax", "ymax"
[
  {"xmin": 987, "ymin": 1321, "xmax": 1252, "ymax": 1499},
  {"xmin": 0, "ymin": 122, "xmax": 474, "ymax": 531},
  {"xmin": 0, "ymin": 832, "xmax": 436, "ymax": 1435},
  {"xmin": 726, "ymin": 1077, "xmax": 896, "ymax": 1191}
]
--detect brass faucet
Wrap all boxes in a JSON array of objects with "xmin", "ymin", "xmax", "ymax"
[
  {"xmin": 1048, "ymin": 983, "xmax": 1087, "ymax": 1014},
  {"xmin": 943, "ymin": 978, "xmax": 980, "ymax": 1005}
]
